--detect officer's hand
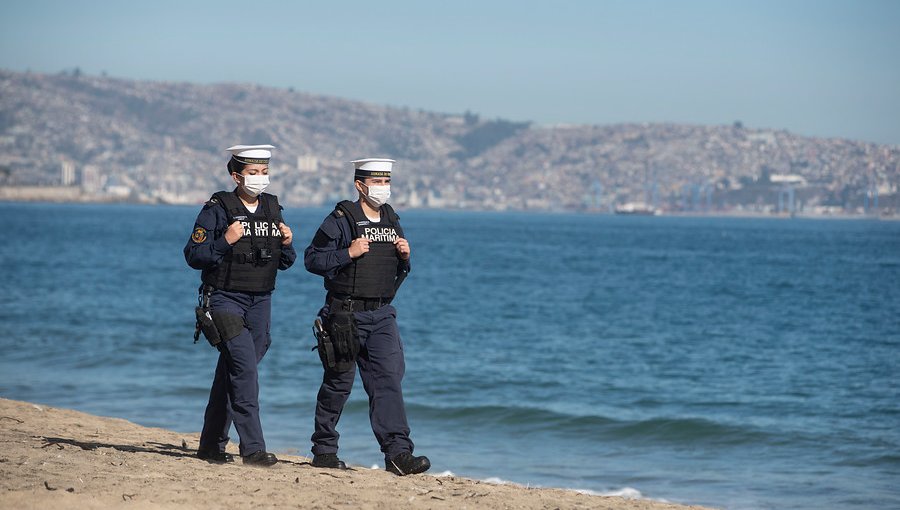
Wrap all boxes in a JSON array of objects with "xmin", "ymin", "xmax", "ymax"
[
  {"xmin": 279, "ymin": 222, "xmax": 293, "ymax": 245},
  {"xmin": 394, "ymin": 238, "xmax": 410, "ymax": 260},
  {"xmin": 224, "ymin": 221, "xmax": 245, "ymax": 245},
  {"xmin": 348, "ymin": 238, "xmax": 370, "ymax": 258}
]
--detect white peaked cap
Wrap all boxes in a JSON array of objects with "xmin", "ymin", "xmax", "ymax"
[
  {"xmin": 351, "ymin": 158, "xmax": 395, "ymax": 172},
  {"xmin": 226, "ymin": 144, "xmax": 275, "ymax": 163}
]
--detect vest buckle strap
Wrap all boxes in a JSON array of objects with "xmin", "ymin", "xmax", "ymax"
[{"xmin": 228, "ymin": 249, "xmax": 273, "ymax": 265}]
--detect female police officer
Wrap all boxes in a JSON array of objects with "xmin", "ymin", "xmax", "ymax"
[
  {"xmin": 184, "ymin": 144, "xmax": 296, "ymax": 466},
  {"xmin": 304, "ymin": 158, "xmax": 429, "ymax": 476}
]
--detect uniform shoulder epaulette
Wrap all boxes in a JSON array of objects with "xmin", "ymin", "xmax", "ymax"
[
  {"xmin": 334, "ymin": 200, "xmax": 355, "ymax": 218},
  {"xmin": 205, "ymin": 196, "xmax": 219, "ymax": 207}
]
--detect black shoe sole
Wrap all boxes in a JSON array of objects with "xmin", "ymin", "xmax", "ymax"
[
  {"xmin": 386, "ymin": 457, "xmax": 431, "ymax": 476},
  {"xmin": 311, "ymin": 455, "xmax": 348, "ymax": 470},
  {"xmin": 243, "ymin": 460, "xmax": 278, "ymax": 466},
  {"xmin": 242, "ymin": 452, "xmax": 278, "ymax": 466},
  {"xmin": 197, "ymin": 451, "xmax": 234, "ymax": 463},
  {"xmin": 312, "ymin": 461, "xmax": 348, "ymax": 469}
]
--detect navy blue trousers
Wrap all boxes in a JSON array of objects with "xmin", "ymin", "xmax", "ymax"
[
  {"xmin": 199, "ymin": 290, "xmax": 272, "ymax": 457},
  {"xmin": 312, "ymin": 304, "xmax": 414, "ymax": 460}
]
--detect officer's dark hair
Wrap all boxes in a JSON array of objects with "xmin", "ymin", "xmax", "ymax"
[{"xmin": 227, "ymin": 157, "xmax": 245, "ymax": 175}]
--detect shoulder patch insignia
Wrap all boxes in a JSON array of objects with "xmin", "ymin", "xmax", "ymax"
[{"xmin": 191, "ymin": 227, "xmax": 208, "ymax": 243}]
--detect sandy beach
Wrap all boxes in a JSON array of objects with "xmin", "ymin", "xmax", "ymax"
[{"xmin": 0, "ymin": 398, "xmax": 716, "ymax": 509}]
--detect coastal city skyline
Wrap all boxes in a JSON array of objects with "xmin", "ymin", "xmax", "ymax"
[
  {"xmin": 3, "ymin": 70, "xmax": 897, "ymax": 216},
  {"xmin": 2, "ymin": 0, "xmax": 899, "ymax": 145}
]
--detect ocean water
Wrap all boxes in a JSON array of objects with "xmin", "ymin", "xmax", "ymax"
[{"xmin": 1, "ymin": 202, "xmax": 898, "ymax": 510}]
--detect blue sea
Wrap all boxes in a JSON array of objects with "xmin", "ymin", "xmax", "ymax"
[{"xmin": 1, "ymin": 202, "xmax": 898, "ymax": 510}]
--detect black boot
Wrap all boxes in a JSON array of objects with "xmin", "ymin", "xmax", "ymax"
[
  {"xmin": 385, "ymin": 452, "xmax": 430, "ymax": 476},
  {"xmin": 197, "ymin": 448, "xmax": 234, "ymax": 464},
  {"xmin": 242, "ymin": 451, "xmax": 278, "ymax": 466},
  {"xmin": 311, "ymin": 453, "xmax": 348, "ymax": 470}
]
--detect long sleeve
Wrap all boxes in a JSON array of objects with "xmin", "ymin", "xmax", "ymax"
[
  {"xmin": 395, "ymin": 223, "xmax": 411, "ymax": 275},
  {"xmin": 273, "ymin": 200, "xmax": 297, "ymax": 270},
  {"xmin": 184, "ymin": 202, "xmax": 233, "ymax": 270},
  {"xmin": 304, "ymin": 213, "xmax": 353, "ymax": 280},
  {"xmin": 279, "ymin": 243, "xmax": 297, "ymax": 270}
]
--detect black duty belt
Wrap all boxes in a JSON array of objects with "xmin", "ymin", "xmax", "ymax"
[{"xmin": 329, "ymin": 295, "xmax": 392, "ymax": 312}]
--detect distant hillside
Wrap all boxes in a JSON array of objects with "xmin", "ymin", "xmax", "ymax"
[{"xmin": 1, "ymin": 69, "xmax": 897, "ymax": 213}]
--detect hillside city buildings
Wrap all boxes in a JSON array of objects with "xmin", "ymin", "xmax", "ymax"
[{"xmin": 1, "ymin": 70, "xmax": 897, "ymax": 217}]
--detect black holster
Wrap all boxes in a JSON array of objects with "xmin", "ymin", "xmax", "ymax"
[
  {"xmin": 313, "ymin": 308, "xmax": 359, "ymax": 372},
  {"xmin": 195, "ymin": 304, "xmax": 221, "ymax": 347},
  {"xmin": 194, "ymin": 286, "xmax": 245, "ymax": 348}
]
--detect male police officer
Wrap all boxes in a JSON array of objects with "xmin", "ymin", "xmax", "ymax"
[
  {"xmin": 304, "ymin": 158, "xmax": 430, "ymax": 476},
  {"xmin": 184, "ymin": 144, "xmax": 296, "ymax": 466}
]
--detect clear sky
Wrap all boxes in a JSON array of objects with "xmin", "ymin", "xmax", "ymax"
[{"xmin": 2, "ymin": 0, "xmax": 898, "ymax": 145}]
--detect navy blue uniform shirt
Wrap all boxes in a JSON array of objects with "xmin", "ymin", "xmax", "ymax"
[
  {"xmin": 184, "ymin": 191, "xmax": 297, "ymax": 272},
  {"xmin": 304, "ymin": 204, "xmax": 410, "ymax": 281}
]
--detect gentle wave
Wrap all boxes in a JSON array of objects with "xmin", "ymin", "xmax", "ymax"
[
  {"xmin": 479, "ymin": 477, "xmax": 651, "ymax": 502},
  {"xmin": 478, "ymin": 476, "xmax": 647, "ymax": 500},
  {"xmin": 384, "ymin": 470, "xmax": 652, "ymax": 503},
  {"xmin": 405, "ymin": 402, "xmax": 771, "ymax": 446}
]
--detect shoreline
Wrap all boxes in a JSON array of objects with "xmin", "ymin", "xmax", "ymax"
[
  {"xmin": 0, "ymin": 397, "xmax": 715, "ymax": 509},
  {"xmin": 0, "ymin": 195, "xmax": 895, "ymax": 221}
]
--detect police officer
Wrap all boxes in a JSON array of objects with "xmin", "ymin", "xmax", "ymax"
[
  {"xmin": 184, "ymin": 144, "xmax": 296, "ymax": 466},
  {"xmin": 305, "ymin": 158, "xmax": 430, "ymax": 476}
]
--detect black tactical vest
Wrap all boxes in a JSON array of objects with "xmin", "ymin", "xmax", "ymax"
[
  {"xmin": 326, "ymin": 200, "xmax": 403, "ymax": 299},
  {"xmin": 202, "ymin": 191, "xmax": 284, "ymax": 293}
]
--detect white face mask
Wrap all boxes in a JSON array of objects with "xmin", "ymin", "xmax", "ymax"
[
  {"xmin": 364, "ymin": 184, "xmax": 391, "ymax": 207},
  {"xmin": 239, "ymin": 174, "xmax": 269, "ymax": 197}
]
